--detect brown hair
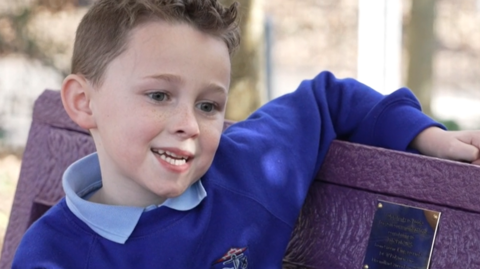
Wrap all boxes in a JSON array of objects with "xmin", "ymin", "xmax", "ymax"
[{"xmin": 72, "ymin": 0, "xmax": 240, "ymax": 86}]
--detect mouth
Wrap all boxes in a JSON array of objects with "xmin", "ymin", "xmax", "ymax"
[{"xmin": 151, "ymin": 149, "xmax": 191, "ymax": 166}]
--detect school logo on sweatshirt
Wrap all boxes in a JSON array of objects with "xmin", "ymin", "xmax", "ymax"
[{"xmin": 212, "ymin": 247, "xmax": 248, "ymax": 269}]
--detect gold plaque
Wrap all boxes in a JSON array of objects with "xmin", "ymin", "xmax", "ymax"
[{"xmin": 362, "ymin": 200, "xmax": 441, "ymax": 269}]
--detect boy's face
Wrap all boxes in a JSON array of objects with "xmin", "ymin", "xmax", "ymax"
[{"xmin": 88, "ymin": 21, "xmax": 230, "ymax": 206}]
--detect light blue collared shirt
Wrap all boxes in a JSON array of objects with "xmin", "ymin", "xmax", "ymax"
[{"xmin": 63, "ymin": 153, "xmax": 207, "ymax": 244}]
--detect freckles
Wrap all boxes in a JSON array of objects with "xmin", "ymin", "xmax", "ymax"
[
  {"xmin": 150, "ymin": 108, "xmax": 169, "ymax": 120},
  {"xmin": 155, "ymin": 111, "xmax": 166, "ymax": 120}
]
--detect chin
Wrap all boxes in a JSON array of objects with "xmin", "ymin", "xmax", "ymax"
[{"xmin": 162, "ymin": 186, "xmax": 187, "ymax": 198}]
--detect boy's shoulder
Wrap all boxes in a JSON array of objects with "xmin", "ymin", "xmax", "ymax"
[
  {"xmin": 27, "ymin": 198, "xmax": 92, "ymax": 237},
  {"xmin": 13, "ymin": 199, "xmax": 94, "ymax": 268}
]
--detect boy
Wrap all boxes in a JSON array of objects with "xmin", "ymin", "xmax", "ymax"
[{"xmin": 13, "ymin": 0, "xmax": 480, "ymax": 268}]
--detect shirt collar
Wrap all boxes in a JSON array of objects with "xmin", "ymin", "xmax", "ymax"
[{"xmin": 63, "ymin": 153, "xmax": 207, "ymax": 244}]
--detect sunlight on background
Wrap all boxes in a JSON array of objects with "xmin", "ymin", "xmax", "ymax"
[{"xmin": 0, "ymin": 156, "xmax": 20, "ymax": 252}]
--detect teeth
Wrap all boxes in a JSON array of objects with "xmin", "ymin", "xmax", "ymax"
[
  {"xmin": 158, "ymin": 152, "xmax": 187, "ymax": 166},
  {"xmin": 153, "ymin": 149, "xmax": 187, "ymax": 159}
]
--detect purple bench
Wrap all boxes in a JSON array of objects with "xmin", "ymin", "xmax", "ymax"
[
  {"xmin": 284, "ymin": 140, "xmax": 480, "ymax": 268},
  {"xmin": 2, "ymin": 90, "xmax": 480, "ymax": 268}
]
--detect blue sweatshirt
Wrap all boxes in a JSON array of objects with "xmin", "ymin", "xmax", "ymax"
[{"xmin": 13, "ymin": 71, "xmax": 441, "ymax": 268}]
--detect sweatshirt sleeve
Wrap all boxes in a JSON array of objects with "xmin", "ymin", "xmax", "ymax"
[
  {"xmin": 210, "ymin": 71, "xmax": 442, "ymax": 226},
  {"xmin": 312, "ymin": 71, "xmax": 443, "ymax": 150}
]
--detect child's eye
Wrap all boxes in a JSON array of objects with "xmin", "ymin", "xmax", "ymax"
[
  {"xmin": 148, "ymin": 92, "xmax": 167, "ymax": 101},
  {"xmin": 196, "ymin": 102, "xmax": 215, "ymax": 113}
]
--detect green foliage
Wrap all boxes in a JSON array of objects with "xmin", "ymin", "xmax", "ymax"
[
  {"xmin": 0, "ymin": 7, "xmax": 48, "ymax": 66},
  {"xmin": 0, "ymin": 126, "xmax": 4, "ymax": 141},
  {"xmin": 437, "ymin": 119, "xmax": 461, "ymax": 131},
  {"xmin": 0, "ymin": 1, "xmax": 77, "ymax": 76}
]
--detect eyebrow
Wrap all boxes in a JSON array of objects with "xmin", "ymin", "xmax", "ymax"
[
  {"xmin": 145, "ymin": 73, "xmax": 228, "ymax": 94},
  {"xmin": 144, "ymin": 73, "xmax": 183, "ymax": 83},
  {"xmin": 205, "ymin": 82, "xmax": 228, "ymax": 95}
]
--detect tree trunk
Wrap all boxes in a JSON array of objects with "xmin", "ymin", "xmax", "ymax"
[
  {"xmin": 406, "ymin": 0, "xmax": 437, "ymax": 116},
  {"xmin": 220, "ymin": 0, "xmax": 266, "ymax": 121}
]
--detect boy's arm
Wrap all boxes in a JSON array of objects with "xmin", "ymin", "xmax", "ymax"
[
  {"xmin": 216, "ymin": 71, "xmax": 460, "ymax": 225},
  {"xmin": 410, "ymin": 127, "xmax": 480, "ymax": 164},
  {"xmin": 319, "ymin": 72, "xmax": 480, "ymax": 164},
  {"xmin": 312, "ymin": 71, "xmax": 443, "ymax": 151}
]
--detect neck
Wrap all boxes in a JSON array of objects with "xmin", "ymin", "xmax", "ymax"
[{"xmin": 88, "ymin": 184, "xmax": 167, "ymax": 207}]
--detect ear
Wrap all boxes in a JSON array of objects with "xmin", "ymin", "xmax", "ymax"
[{"xmin": 61, "ymin": 74, "xmax": 97, "ymax": 130}]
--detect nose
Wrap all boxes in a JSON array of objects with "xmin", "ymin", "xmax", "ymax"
[{"xmin": 169, "ymin": 106, "xmax": 200, "ymax": 139}]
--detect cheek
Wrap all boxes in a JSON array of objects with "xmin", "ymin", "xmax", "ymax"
[
  {"xmin": 123, "ymin": 108, "xmax": 169, "ymax": 139},
  {"xmin": 200, "ymin": 125, "xmax": 222, "ymax": 156}
]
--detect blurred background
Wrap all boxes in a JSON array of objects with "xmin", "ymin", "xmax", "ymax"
[{"xmin": 1, "ymin": 0, "xmax": 480, "ymax": 252}]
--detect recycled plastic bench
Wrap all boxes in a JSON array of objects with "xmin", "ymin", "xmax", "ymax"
[{"xmin": 1, "ymin": 89, "xmax": 480, "ymax": 268}]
